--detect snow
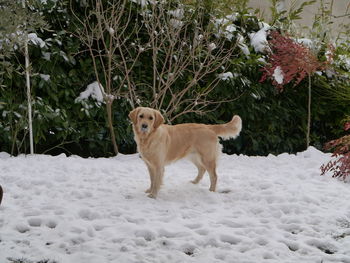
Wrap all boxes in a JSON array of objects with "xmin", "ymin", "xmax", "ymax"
[
  {"xmin": 273, "ymin": 66, "xmax": 284, "ymax": 84},
  {"xmin": 59, "ymin": 51, "xmax": 70, "ymax": 63},
  {"xmin": 296, "ymin": 38, "xmax": 313, "ymax": 47},
  {"xmin": 40, "ymin": 74, "xmax": 50, "ymax": 82},
  {"xmin": 213, "ymin": 18, "xmax": 237, "ymax": 40},
  {"xmin": 226, "ymin": 13, "xmax": 239, "ymax": 22},
  {"xmin": 339, "ymin": 55, "xmax": 350, "ymax": 70},
  {"xmin": 248, "ymin": 22, "xmax": 271, "ymax": 54},
  {"xmin": 218, "ymin": 72, "xmax": 233, "ymax": 81},
  {"xmin": 169, "ymin": 19, "xmax": 183, "ymax": 29},
  {"xmin": 42, "ymin": 52, "xmax": 51, "ymax": 61},
  {"xmin": 168, "ymin": 9, "xmax": 184, "ymax": 19},
  {"xmin": 237, "ymin": 34, "xmax": 250, "ymax": 56},
  {"xmin": 108, "ymin": 28, "xmax": 115, "ymax": 35},
  {"xmin": 28, "ymin": 33, "xmax": 45, "ymax": 48},
  {"xmin": 225, "ymin": 24, "xmax": 237, "ymax": 34},
  {"xmin": 130, "ymin": 0, "xmax": 148, "ymax": 7},
  {"xmin": 249, "ymin": 28, "xmax": 269, "ymax": 53},
  {"xmin": 326, "ymin": 69, "xmax": 335, "ymax": 78},
  {"xmin": 1, "ymin": 32, "xmax": 45, "ymax": 50},
  {"xmin": 258, "ymin": 57, "xmax": 267, "ymax": 64},
  {"xmin": 1, "ymin": 147, "xmax": 350, "ymax": 262},
  {"xmin": 75, "ymin": 81, "xmax": 105, "ymax": 104},
  {"xmin": 258, "ymin": 22, "xmax": 271, "ymax": 31},
  {"xmin": 208, "ymin": 43, "xmax": 217, "ymax": 52}
]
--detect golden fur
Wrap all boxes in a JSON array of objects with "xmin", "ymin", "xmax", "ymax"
[{"xmin": 129, "ymin": 107, "xmax": 242, "ymax": 198}]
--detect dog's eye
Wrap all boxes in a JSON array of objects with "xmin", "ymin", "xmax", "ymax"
[
  {"xmin": 149, "ymin": 116, "xmax": 153, "ymax": 120},
  {"xmin": 139, "ymin": 114, "xmax": 144, "ymax": 119}
]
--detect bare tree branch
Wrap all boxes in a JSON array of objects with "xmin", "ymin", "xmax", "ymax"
[
  {"xmin": 70, "ymin": 0, "xmax": 148, "ymax": 155},
  {"xmin": 139, "ymin": 1, "xmax": 239, "ymax": 122}
]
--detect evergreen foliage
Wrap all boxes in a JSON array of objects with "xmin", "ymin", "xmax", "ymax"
[{"xmin": 0, "ymin": 0, "xmax": 349, "ymax": 157}]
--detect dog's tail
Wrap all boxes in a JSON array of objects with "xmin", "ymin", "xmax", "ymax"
[{"xmin": 209, "ymin": 115, "xmax": 242, "ymax": 140}]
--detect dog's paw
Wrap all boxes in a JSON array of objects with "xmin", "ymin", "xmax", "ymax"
[
  {"xmin": 191, "ymin": 180, "xmax": 199, "ymax": 184},
  {"xmin": 145, "ymin": 188, "xmax": 151, "ymax": 193},
  {"xmin": 147, "ymin": 193, "xmax": 157, "ymax": 199}
]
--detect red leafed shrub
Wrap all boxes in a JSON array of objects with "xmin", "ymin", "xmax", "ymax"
[
  {"xmin": 345, "ymin": 122, "xmax": 350, "ymax": 132},
  {"xmin": 321, "ymin": 121, "xmax": 350, "ymax": 180},
  {"xmin": 260, "ymin": 31, "xmax": 323, "ymax": 91},
  {"xmin": 260, "ymin": 31, "xmax": 332, "ymax": 148}
]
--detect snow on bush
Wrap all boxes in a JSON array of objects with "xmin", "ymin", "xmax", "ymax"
[
  {"xmin": 338, "ymin": 54, "xmax": 350, "ymax": 71},
  {"xmin": 218, "ymin": 72, "xmax": 234, "ymax": 81},
  {"xmin": 249, "ymin": 22, "xmax": 270, "ymax": 54},
  {"xmin": 296, "ymin": 38, "xmax": 313, "ymax": 48},
  {"xmin": 272, "ymin": 66, "xmax": 284, "ymax": 84},
  {"xmin": 237, "ymin": 34, "xmax": 250, "ymax": 56},
  {"xmin": 28, "ymin": 33, "xmax": 45, "ymax": 48},
  {"xmin": 168, "ymin": 8, "xmax": 184, "ymax": 19},
  {"xmin": 249, "ymin": 29, "xmax": 269, "ymax": 53},
  {"xmin": 39, "ymin": 74, "xmax": 50, "ymax": 81},
  {"xmin": 75, "ymin": 81, "xmax": 105, "ymax": 104},
  {"xmin": 213, "ymin": 15, "xmax": 238, "ymax": 41}
]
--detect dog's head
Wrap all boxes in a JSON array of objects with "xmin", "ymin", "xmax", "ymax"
[{"xmin": 129, "ymin": 107, "xmax": 164, "ymax": 136}]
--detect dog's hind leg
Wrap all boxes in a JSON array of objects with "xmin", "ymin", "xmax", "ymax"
[
  {"xmin": 201, "ymin": 151, "xmax": 219, "ymax": 192},
  {"xmin": 191, "ymin": 162, "xmax": 206, "ymax": 184},
  {"xmin": 205, "ymin": 142, "xmax": 222, "ymax": 192},
  {"xmin": 205, "ymin": 160, "xmax": 218, "ymax": 192},
  {"xmin": 188, "ymin": 153, "xmax": 206, "ymax": 184}
]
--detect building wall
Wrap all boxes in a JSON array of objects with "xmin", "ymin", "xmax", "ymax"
[{"xmin": 248, "ymin": 0, "xmax": 349, "ymax": 37}]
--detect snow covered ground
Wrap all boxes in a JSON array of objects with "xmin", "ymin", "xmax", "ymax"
[{"xmin": 1, "ymin": 147, "xmax": 350, "ymax": 263}]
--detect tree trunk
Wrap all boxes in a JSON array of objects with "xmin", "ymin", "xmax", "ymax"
[
  {"xmin": 106, "ymin": 101, "xmax": 118, "ymax": 155},
  {"xmin": 306, "ymin": 74, "xmax": 312, "ymax": 149},
  {"xmin": 22, "ymin": 0, "xmax": 34, "ymax": 155},
  {"xmin": 24, "ymin": 41, "xmax": 34, "ymax": 154}
]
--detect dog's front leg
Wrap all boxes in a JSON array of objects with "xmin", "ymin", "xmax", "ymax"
[
  {"xmin": 146, "ymin": 163, "xmax": 164, "ymax": 199},
  {"xmin": 145, "ymin": 164, "xmax": 154, "ymax": 194}
]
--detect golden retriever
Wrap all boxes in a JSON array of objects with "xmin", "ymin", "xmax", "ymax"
[{"xmin": 129, "ymin": 107, "xmax": 242, "ymax": 198}]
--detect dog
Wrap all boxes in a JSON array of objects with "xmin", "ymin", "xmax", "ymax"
[{"xmin": 129, "ymin": 107, "xmax": 242, "ymax": 198}]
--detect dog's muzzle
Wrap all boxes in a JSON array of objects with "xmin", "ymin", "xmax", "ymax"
[{"xmin": 141, "ymin": 124, "xmax": 148, "ymax": 132}]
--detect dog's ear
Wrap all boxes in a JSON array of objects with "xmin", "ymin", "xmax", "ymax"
[
  {"xmin": 153, "ymin": 109, "xmax": 164, "ymax": 129},
  {"xmin": 128, "ymin": 108, "xmax": 139, "ymax": 124}
]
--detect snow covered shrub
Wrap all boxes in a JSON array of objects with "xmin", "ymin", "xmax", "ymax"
[
  {"xmin": 0, "ymin": 0, "xmax": 348, "ymax": 157},
  {"xmin": 202, "ymin": 21, "xmax": 309, "ymax": 154},
  {"xmin": 321, "ymin": 121, "xmax": 350, "ymax": 180}
]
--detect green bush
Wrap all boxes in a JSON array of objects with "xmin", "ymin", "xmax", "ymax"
[{"xmin": 0, "ymin": 0, "xmax": 349, "ymax": 157}]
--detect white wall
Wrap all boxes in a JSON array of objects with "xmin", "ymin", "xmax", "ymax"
[{"xmin": 248, "ymin": 0, "xmax": 349, "ymax": 37}]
